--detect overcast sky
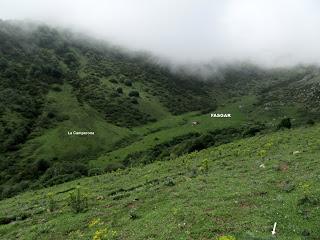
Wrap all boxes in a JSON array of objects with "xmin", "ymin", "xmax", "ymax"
[{"xmin": 1, "ymin": 0, "xmax": 320, "ymax": 66}]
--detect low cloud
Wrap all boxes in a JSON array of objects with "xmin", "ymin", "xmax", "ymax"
[{"xmin": 1, "ymin": 0, "xmax": 320, "ymax": 66}]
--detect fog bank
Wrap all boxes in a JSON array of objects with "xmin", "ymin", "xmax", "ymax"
[{"xmin": 1, "ymin": 0, "xmax": 320, "ymax": 66}]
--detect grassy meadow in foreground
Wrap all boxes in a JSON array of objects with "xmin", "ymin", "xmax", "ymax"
[{"xmin": 0, "ymin": 124, "xmax": 319, "ymax": 240}]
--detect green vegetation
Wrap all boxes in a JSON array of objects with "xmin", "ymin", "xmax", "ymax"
[
  {"xmin": 0, "ymin": 123, "xmax": 319, "ymax": 239},
  {"xmin": 277, "ymin": 118, "xmax": 292, "ymax": 130},
  {"xmin": 68, "ymin": 187, "xmax": 88, "ymax": 213},
  {"xmin": 1, "ymin": 20, "xmax": 320, "ymax": 239},
  {"xmin": 122, "ymin": 122, "xmax": 265, "ymax": 167},
  {"xmin": 1, "ymin": 20, "xmax": 320, "ymax": 200},
  {"xmin": 0, "ymin": 21, "xmax": 218, "ymax": 197}
]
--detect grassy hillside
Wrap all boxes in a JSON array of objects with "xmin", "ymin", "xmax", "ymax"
[
  {"xmin": 0, "ymin": 20, "xmax": 217, "ymax": 197},
  {"xmin": 91, "ymin": 95, "xmax": 256, "ymax": 168},
  {"xmin": 1, "ymin": 20, "xmax": 320, "ymax": 201},
  {"xmin": 0, "ymin": 124, "xmax": 319, "ymax": 239}
]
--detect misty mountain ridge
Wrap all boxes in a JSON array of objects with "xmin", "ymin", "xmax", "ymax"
[{"xmin": 2, "ymin": 19, "xmax": 317, "ymax": 78}]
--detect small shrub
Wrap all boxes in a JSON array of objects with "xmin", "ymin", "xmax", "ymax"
[
  {"xmin": 116, "ymin": 87, "xmax": 123, "ymax": 94},
  {"xmin": 199, "ymin": 158, "xmax": 209, "ymax": 173},
  {"xmin": 92, "ymin": 228, "xmax": 107, "ymax": 240},
  {"xmin": 164, "ymin": 177, "xmax": 175, "ymax": 186},
  {"xmin": 258, "ymin": 149, "xmax": 267, "ymax": 158},
  {"xmin": 92, "ymin": 227, "xmax": 118, "ymax": 240},
  {"xmin": 47, "ymin": 112, "xmax": 56, "ymax": 119},
  {"xmin": 52, "ymin": 86, "xmax": 62, "ymax": 92},
  {"xmin": 47, "ymin": 192, "xmax": 56, "ymax": 212},
  {"xmin": 302, "ymin": 229, "xmax": 311, "ymax": 236},
  {"xmin": 277, "ymin": 117, "xmax": 291, "ymax": 129},
  {"xmin": 124, "ymin": 79, "xmax": 132, "ymax": 86},
  {"xmin": 88, "ymin": 218, "xmax": 101, "ymax": 228},
  {"xmin": 129, "ymin": 208, "xmax": 139, "ymax": 220},
  {"xmin": 297, "ymin": 195, "xmax": 312, "ymax": 206},
  {"xmin": 131, "ymin": 98, "xmax": 138, "ymax": 104},
  {"xmin": 68, "ymin": 187, "xmax": 88, "ymax": 213},
  {"xmin": 128, "ymin": 90, "xmax": 139, "ymax": 97},
  {"xmin": 36, "ymin": 159, "xmax": 51, "ymax": 173},
  {"xmin": 243, "ymin": 127, "xmax": 261, "ymax": 137},
  {"xmin": 109, "ymin": 78, "xmax": 118, "ymax": 84}
]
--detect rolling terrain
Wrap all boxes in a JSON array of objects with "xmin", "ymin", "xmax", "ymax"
[
  {"xmin": 0, "ymin": 19, "xmax": 320, "ymax": 240},
  {"xmin": 0, "ymin": 123, "xmax": 319, "ymax": 239},
  {"xmin": 1, "ymin": 20, "xmax": 320, "ymax": 199}
]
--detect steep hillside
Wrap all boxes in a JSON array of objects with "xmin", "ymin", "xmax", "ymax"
[
  {"xmin": 0, "ymin": 124, "xmax": 319, "ymax": 239},
  {"xmin": 0, "ymin": 20, "xmax": 217, "ymax": 197},
  {"xmin": 1, "ymin": 20, "xmax": 320, "ymax": 199}
]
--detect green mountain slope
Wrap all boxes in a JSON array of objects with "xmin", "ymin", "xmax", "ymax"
[
  {"xmin": 1, "ymin": 20, "xmax": 320, "ymax": 200},
  {"xmin": 0, "ymin": 20, "xmax": 217, "ymax": 197},
  {"xmin": 0, "ymin": 124, "xmax": 319, "ymax": 239}
]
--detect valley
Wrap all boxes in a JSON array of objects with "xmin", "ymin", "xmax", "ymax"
[{"xmin": 0, "ymin": 20, "xmax": 319, "ymax": 240}]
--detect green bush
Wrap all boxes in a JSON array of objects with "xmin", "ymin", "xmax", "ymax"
[
  {"xmin": 200, "ymin": 158, "xmax": 209, "ymax": 173},
  {"xmin": 68, "ymin": 187, "xmax": 88, "ymax": 213},
  {"xmin": 109, "ymin": 78, "xmax": 118, "ymax": 84},
  {"xmin": 164, "ymin": 177, "xmax": 175, "ymax": 186},
  {"xmin": 128, "ymin": 90, "xmax": 140, "ymax": 97},
  {"xmin": 52, "ymin": 86, "xmax": 62, "ymax": 92},
  {"xmin": 131, "ymin": 98, "xmax": 138, "ymax": 104},
  {"xmin": 116, "ymin": 87, "xmax": 123, "ymax": 94},
  {"xmin": 277, "ymin": 118, "xmax": 291, "ymax": 129},
  {"xmin": 124, "ymin": 79, "xmax": 132, "ymax": 86},
  {"xmin": 129, "ymin": 208, "xmax": 139, "ymax": 220},
  {"xmin": 35, "ymin": 159, "xmax": 51, "ymax": 173},
  {"xmin": 47, "ymin": 112, "xmax": 56, "ymax": 119},
  {"xmin": 46, "ymin": 192, "xmax": 57, "ymax": 212}
]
